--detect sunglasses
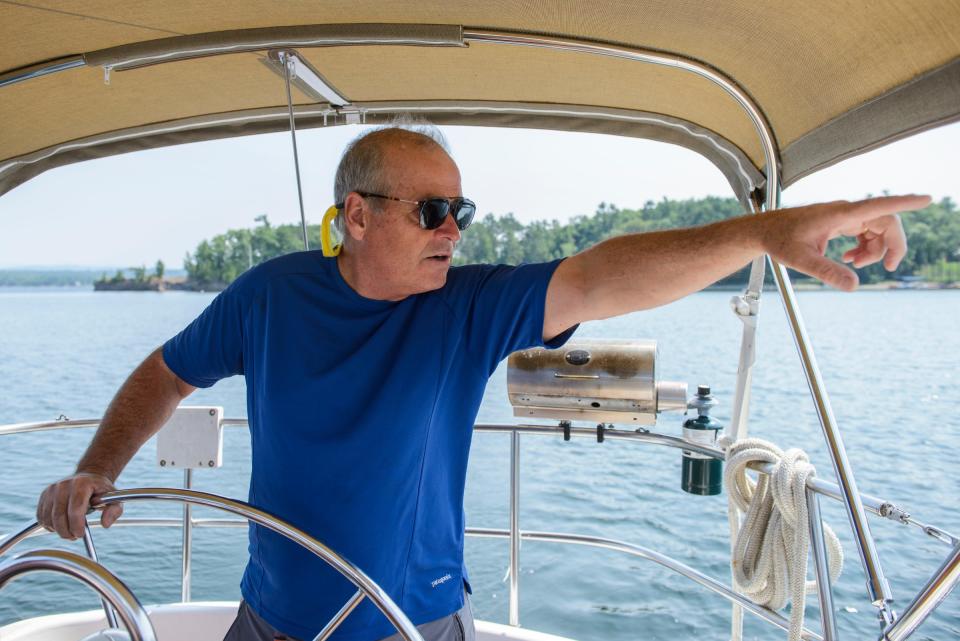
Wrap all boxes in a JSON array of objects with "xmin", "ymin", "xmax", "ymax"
[{"xmin": 354, "ymin": 191, "xmax": 476, "ymax": 231}]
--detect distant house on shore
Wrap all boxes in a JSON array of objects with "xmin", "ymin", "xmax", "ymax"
[{"xmin": 892, "ymin": 275, "xmax": 927, "ymax": 289}]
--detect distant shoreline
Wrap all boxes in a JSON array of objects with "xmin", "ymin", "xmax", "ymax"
[
  {"xmin": 91, "ymin": 276, "xmax": 206, "ymax": 292},
  {"xmin": 2, "ymin": 281, "xmax": 957, "ymax": 292},
  {"xmin": 710, "ymin": 281, "xmax": 959, "ymax": 291}
]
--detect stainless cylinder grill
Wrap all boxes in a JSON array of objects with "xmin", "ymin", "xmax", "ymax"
[{"xmin": 507, "ymin": 340, "xmax": 687, "ymax": 425}]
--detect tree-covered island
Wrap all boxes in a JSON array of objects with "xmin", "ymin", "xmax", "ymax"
[{"xmin": 93, "ymin": 260, "xmax": 172, "ymax": 291}]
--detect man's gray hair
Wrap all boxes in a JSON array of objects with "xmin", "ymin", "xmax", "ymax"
[{"xmin": 333, "ymin": 119, "xmax": 451, "ymax": 233}]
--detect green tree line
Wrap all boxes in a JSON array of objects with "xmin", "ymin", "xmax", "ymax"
[
  {"xmin": 184, "ymin": 197, "xmax": 959, "ymax": 289},
  {"xmin": 184, "ymin": 215, "xmax": 317, "ymax": 288}
]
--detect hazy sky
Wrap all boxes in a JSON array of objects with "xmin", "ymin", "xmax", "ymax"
[{"xmin": 0, "ymin": 121, "xmax": 957, "ymax": 269}]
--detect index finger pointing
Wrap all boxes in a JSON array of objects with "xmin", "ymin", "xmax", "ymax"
[{"xmin": 847, "ymin": 194, "xmax": 932, "ymax": 219}]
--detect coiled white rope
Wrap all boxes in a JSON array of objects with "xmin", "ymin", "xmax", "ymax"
[{"xmin": 723, "ymin": 437, "xmax": 844, "ymax": 641}]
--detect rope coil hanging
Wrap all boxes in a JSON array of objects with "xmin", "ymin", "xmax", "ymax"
[{"xmin": 724, "ymin": 437, "xmax": 844, "ymax": 641}]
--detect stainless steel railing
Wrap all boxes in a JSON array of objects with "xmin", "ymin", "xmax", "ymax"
[
  {"xmin": 6, "ymin": 416, "xmax": 955, "ymax": 545},
  {"xmin": 3, "ymin": 418, "xmax": 959, "ymax": 640}
]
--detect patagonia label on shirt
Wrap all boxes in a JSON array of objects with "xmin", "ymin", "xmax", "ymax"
[{"xmin": 431, "ymin": 573, "xmax": 453, "ymax": 588}]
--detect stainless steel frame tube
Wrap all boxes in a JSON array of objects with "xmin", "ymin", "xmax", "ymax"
[
  {"xmin": 181, "ymin": 468, "xmax": 193, "ymax": 602},
  {"xmin": 882, "ymin": 543, "xmax": 960, "ymax": 641},
  {"xmin": 508, "ymin": 430, "xmax": 521, "ymax": 626},
  {"xmin": 0, "ymin": 27, "xmax": 779, "ymax": 210},
  {"xmin": 770, "ymin": 257, "xmax": 893, "ymax": 610},
  {"xmin": 807, "ymin": 489, "xmax": 839, "ymax": 641},
  {"xmin": 462, "ymin": 29, "xmax": 778, "ymax": 211}
]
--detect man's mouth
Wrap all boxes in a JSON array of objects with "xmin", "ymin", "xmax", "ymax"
[{"xmin": 425, "ymin": 243, "xmax": 455, "ymax": 263}]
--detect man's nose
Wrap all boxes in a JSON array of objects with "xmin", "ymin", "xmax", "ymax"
[{"xmin": 435, "ymin": 210, "xmax": 461, "ymax": 242}]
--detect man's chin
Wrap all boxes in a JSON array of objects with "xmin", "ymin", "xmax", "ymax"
[{"xmin": 413, "ymin": 266, "xmax": 449, "ymax": 293}]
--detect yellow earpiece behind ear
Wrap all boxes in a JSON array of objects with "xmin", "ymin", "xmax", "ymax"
[{"xmin": 321, "ymin": 204, "xmax": 342, "ymax": 257}]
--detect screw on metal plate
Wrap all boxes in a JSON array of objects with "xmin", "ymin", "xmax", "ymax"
[
  {"xmin": 160, "ymin": 460, "xmax": 166, "ymax": 467},
  {"xmin": 208, "ymin": 460, "xmax": 215, "ymax": 467},
  {"xmin": 209, "ymin": 409, "xmax": 216, "ymax": 416}
]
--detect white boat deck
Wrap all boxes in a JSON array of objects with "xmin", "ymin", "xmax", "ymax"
[{"xmin": 0, "ymin": 602, "xmax": 576, "ymax": 641}]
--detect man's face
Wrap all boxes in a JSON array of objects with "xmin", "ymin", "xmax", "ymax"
[{"xmin": 351, "ymin": 142, "xmax": 463, "ymax": 299}]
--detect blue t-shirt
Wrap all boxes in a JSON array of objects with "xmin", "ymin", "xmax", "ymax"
[{"xmin": 163, "ymin": 251, "xmax": 575, "ymax": 641}]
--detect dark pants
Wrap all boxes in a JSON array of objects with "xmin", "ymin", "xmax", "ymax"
[{"xmin": 223, "ymin": 594, "xmax": 476, "ymax": 641}]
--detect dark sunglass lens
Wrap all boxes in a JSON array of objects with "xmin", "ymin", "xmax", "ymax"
[
  {"xmin": 420, "ymin": 199, "xmax": 451, "ymax": 230},
  {"xmin": 453, "ymin": 199, "xmax": 476, "ymax": 231}
]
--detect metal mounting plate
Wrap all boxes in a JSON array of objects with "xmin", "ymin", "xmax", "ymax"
[{"xmin": 156, "ymin": 406, "xmax": 224, "ymax": 469}]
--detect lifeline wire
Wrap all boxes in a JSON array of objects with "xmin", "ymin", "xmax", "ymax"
[{"xmin": 724, "ymin": 437, "xmax": 844, "ymax": 641}]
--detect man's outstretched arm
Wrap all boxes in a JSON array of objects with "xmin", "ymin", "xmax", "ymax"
[
  {"xmin": 543, "ymin": 195, "xmax": 930, "ymax": 340},
  {"xmin": 36, "ymin": 347, "xmax": 196, "ymax": 540}
]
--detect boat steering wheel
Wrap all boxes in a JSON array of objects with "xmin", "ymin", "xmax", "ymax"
[{"xmin": 0, "ymin": 488, "xmax": 425, "ymax": 641}]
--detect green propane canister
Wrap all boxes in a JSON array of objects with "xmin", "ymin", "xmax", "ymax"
[{"xmin": 681, "ymin": 385, "xmax": 724, "ymax": 496}]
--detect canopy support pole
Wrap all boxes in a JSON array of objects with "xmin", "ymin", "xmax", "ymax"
[
  {"xmin": 769, "ymin": 254, "xmax": 894, "ymax": 622},
  {"xmin": 279, "ymin": 50, "xmax": 310, "ymax": 251}
]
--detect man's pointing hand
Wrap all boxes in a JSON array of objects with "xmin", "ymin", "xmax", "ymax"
[{"xmin": 761, "ymin": 194, "xmax": 931, "ymax": 291}]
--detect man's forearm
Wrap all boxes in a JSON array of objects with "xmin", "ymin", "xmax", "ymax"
[
  {"xmin": 76, "ymin": 348, "xmax": 190, "ymax": 482},
  {"xmin": 573, "ymin": 214, "xmax": 764, "ymax": 320},
  {"xmin": 545, "ymin": 196, "xmax": 923, "ymax": 339}
]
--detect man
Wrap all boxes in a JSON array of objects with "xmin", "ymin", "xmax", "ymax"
[{"xmin": 36, "ymin": 125, "xmax": 928, "ymax": 641}]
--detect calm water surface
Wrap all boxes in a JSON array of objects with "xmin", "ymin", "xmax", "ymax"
[{"xmin": 0, "ymin": 286, "xmax": 957, "ymax": 640}]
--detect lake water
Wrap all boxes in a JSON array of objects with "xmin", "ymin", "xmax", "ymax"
[{"xmin": 0, "ymin": 286, "xmax": 957, "ymax": 640}]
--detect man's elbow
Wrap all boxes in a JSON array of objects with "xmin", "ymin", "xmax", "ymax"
[{"xmin": 149, "ymin": 347, "xmax": 196, "ymax": 400}]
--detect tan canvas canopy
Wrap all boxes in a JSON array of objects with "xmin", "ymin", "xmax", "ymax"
[{"xmin": 2, "ymin": 1, "xmax": 959, "ymax": 203}]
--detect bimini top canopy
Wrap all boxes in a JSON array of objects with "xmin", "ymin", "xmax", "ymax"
[{"xmin": 2, "ymin": 1, "xmax": 959, "ymax": 203}]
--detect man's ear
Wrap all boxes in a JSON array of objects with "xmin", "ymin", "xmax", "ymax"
[{"xmin": 342, "ymin": 192, "xmax": 368, "ymax": 242}]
